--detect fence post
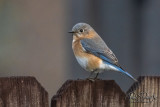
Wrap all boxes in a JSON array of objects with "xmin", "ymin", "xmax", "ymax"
[
  {"xmin": 51, "ymin": 79, "xmax": 129, "ymax": 107},
  {"xmin": 0, "ymin": 76, "xmax": 48, "ymax": 107},
  {"xmin": 127, "ymin": 76, "xmax": 159, "ymax": 107}
]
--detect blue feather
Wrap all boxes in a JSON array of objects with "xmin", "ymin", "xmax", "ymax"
[
  {"xmin": 104, "ymin": 61, "xmax": 137, "ymax": 81},
  {"xmin": 117, "ymin": 67, "xmax": 137, "ymax": 81},
  {"xmin": 99, "ymin": 55, "xmax": 112, "ymax": 63}
]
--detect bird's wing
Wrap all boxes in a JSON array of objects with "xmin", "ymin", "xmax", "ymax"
[{"xmin": 81, "ymin": 37, "xmax": 121, "ymax": 67}]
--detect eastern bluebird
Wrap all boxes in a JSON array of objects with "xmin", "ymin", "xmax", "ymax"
[{"xmin": 69, "ymin": 23, "xmax": 137, "ymax": 81}]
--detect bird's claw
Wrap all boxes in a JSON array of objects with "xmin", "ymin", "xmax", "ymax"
[
  {"xmin": 86, "ymin": 77, "xmax": 100, "ymax": 82},
  {"xmin": 86, "ymin": 78, "xmax": 95, "ymax": 82}
]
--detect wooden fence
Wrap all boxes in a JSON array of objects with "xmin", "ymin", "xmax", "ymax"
[
  {"xmin": 0, "ymin": 77, "xmax": 48, "ymax": 107},
  {"xmin": 0, "ymin": 76, "xmax": 159, "ymax": 107},
  {"xmin": 52, "ymin": 76, "xmax": 160, "ymax": 107}
]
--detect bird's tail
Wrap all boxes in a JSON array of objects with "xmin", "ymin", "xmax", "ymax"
[
  {"xmin": 117, "ymin": 67, "xmax": 137, "ymax": 82},
  {"xmin": 103, "ymin": 61, "xmax": 137, "ymax": 81}
]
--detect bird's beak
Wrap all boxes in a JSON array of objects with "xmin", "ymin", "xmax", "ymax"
[{"xmin": 68, "ymin": 31, "xmax": 75, "ymax": 33}]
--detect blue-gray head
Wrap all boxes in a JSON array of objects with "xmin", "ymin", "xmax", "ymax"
[{"xmin": 69, "ymin": 23, "xmax": 94, "ymax": 37}]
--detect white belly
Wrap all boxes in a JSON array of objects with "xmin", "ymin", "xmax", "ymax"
[
  {"xmin": 99, "ymin": 61, "xmax": 119, "ymax": 71},
  {"xmin": 75, "ymin": 56, "xmax": 119, "ymax": 73},
  {"xmin": 75, "ymin": 56, "xmax": 88, "ymax": 70}
]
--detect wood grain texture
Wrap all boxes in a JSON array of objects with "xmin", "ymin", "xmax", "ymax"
[
  {"xmin": 127, "ymin": 76, "xmax": 159, "ymax": 107},
  {"xmin": 0, "ymin": 76, "xmax": 48, "ymax": 107},
  {"xmin": 51, "ymin": 80, "xmax": 129, "ymax": 107}
]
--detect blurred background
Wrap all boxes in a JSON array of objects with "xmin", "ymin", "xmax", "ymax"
[{"xmin": 0, "ymin": 0, "xmax": 160, "ymax": 105}]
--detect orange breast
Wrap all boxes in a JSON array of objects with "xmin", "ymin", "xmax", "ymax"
[{"xmin": 72, "ymin": 39, "xmax": 102, "ymax": 71}]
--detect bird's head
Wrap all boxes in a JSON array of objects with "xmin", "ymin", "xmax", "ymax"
[{"xmin": 69, "ymin": 23, "xmax": 95, "ymax": 39}]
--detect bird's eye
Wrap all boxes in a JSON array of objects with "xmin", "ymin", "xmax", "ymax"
[{"xmin": 79, "ymin": 29, "xmax": 84, "ymax": 32}]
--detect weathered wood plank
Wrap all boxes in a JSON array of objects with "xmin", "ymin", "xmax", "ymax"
[
  {"xmin": 0, "ymin": 76, "xmax": 48, "ymax": 107},
  {"xmin": 127, "ymin": 76, "xmax": 159, "ymax": 107},
  {"xmin": 51, "ymin": 80, "xmax": 129, "ymax": 107}
]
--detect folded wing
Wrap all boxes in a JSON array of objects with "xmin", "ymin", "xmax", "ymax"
[{"xmin": 80, "ymin": 37, "xmax": 122, "ymax": 68}]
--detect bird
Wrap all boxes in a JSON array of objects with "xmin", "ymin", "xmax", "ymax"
[{"xmin": 69, "ymin": 22, "xmax": 137, "ymax": 81}]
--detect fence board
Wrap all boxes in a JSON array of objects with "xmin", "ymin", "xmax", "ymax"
[
  {"xmin": 0, "ymin": 76, "xmax": 48, "ymax": 107},
  {"xmin": 127, "ymin": 76, "xmax": 159, "ymax": 107},
  {"xmin": 52, "ymin": 79, "xmax": 129, "ymax": 107}
]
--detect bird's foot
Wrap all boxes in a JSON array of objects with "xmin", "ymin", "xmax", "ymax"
[
  {"xmin": 86, "ymin": 77, "xmax": 100, "ymax": 82},
  {"xmin": 86, "ymin": 78, "xmax": 95, "ymax": 82}
]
